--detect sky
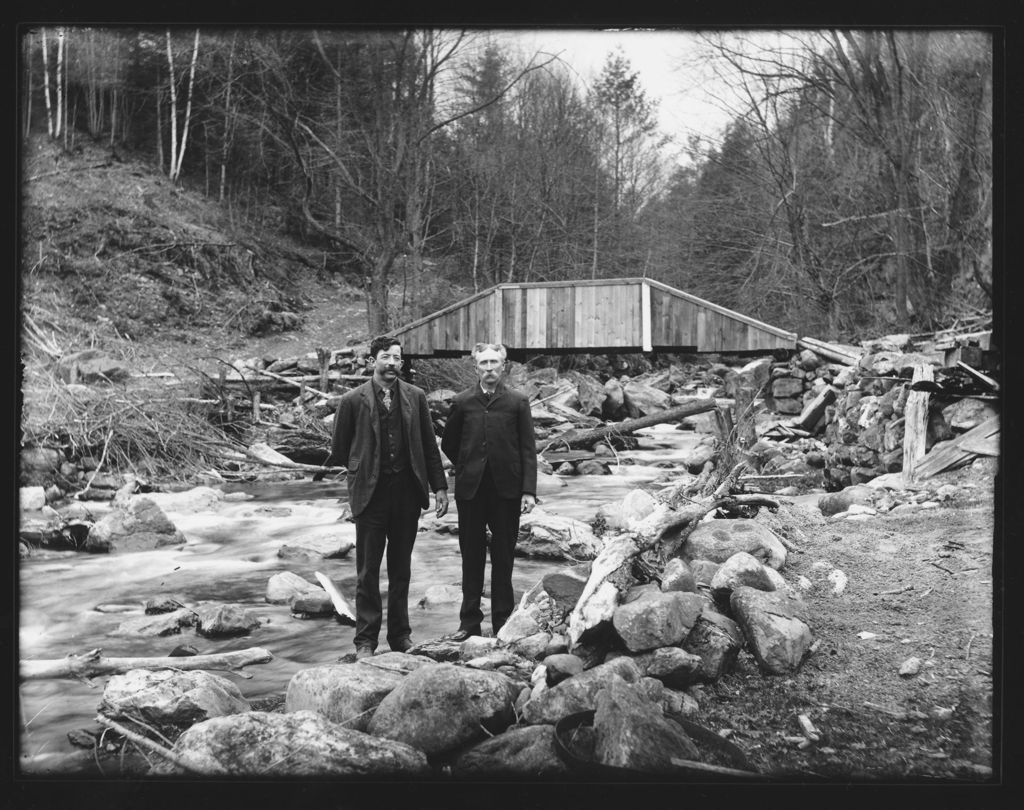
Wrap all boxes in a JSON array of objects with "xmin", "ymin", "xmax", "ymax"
[{"xmin": 495, "ymin": 28, "xmax": 739, "ymax": 159}]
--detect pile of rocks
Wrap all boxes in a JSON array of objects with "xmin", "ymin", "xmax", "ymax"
[
  {"xmin": 93, "ymin": 488, "xmax": 813, "ymax": 777},
  {"xmin": 763, "ymin": 349, "xmax": 849, "ymax": 418}
]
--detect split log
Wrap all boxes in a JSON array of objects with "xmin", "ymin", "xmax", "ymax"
[
  {"xmin": 20, "ymin": 646, "xmax": 273, "ymax": 681},
  {"xmin": 902, "ymin": 365, "xmax": 933, "ymax": 486},
  {"xmin": 314, "ymin": 571, "xmax": 357, "ymax": 624},
  {"xmin": 540, "ymin": 398, "xmax": 717, "ymax": 453},
  {"xmin": 796, "ymin": 337, "xmax": 861, "ymax": 366}
]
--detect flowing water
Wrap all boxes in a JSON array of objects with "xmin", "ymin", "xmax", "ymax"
[{"xmin": 17, "ymin": 426, "xmax": 703, "ymax": 772}]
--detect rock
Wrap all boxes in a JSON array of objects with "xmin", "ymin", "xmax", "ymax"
[
  {"xmin": 632, "ymin": 647, "xmax": 704, "ymax": 688},
  {"xmin": 796, "ymin": 350, "xmax": 824, "ymax": 372},
  {"xmin": 771, "ymin": 377, "xmax": 805, "ymax": 399},
  {"xmin": 285, "ymin": 660, "xmax": 421, "ymax": 731},
  {"xmin": 144, "ymin": 595, "xmax": 188, "ymax": 614},
  {"xmin": 140, "ymin": 486, "xmax": 225, "ymax": 514},
  {"xmin": 576, "ymin": 460, "xmax": 611, "ymax": 475},
  {"xmin": 593, "ymin": 678, "xmax": 700, "ymax": 773},
  {"xmin": 541, "ymin": 563, "xmax": 592, "ymax": 612},
  {"xmin": 452, "ymin": 724, "xmax": 569, "ymax": 777},
  {"xmin": 508, "ymin": 631, "xmax": 552, "ymax": 661},
  {"xmin": 20, "ymin": 446, "xmax": 64, "ymax": 485},
  {"xmin": 460, "ymin": 636, "xmax": 500, "ymax": 659},
  {"xmin": 941, "ymin": 398, "xmax": 998, "ymax": 432},
  {"xmin": 687, "ymin": 559, "xmax": 720, "ymax": 586},
  {"xmin": 772, "ymin": 396, "xmax": 804, "ymax": 415},
  {"xmin": 709, "ymin": 551, "xmax": 779, "ymax": 601},
  {"xmin": 20, "ymin": 486, "xmax": 46, "ymax": 511},
  {"xmin": 682, "ymin": 611, "xmax": 744, "ymax": 681},
  {"xmin": 404, "ymin": 638, "xmax": 464, "ymax": 662},
  {"xmin": 681, "ymin": 436, "xmax": 718, "ymax": 472},
  {"xmin": 84, "ymin": 496, "xmax": 186, "ymax": 552},
  {"xmin": 662, "ymin": 688, "xmax": 701, "ymax": 719},
  {"xmin": 818, "ymin": 485, "xmax": 876, "ymax": 516},
  {"xmin": 194, "ymin": 604, "xmax": 263, "ymax": 638},
  {"xmin": 417, "ymin": 583, "xmax": 463, "ymax": 608},
  {"xmin": 612, "ymin": 590, "xmax": 705, "ymax": 653},
  {"xmin": 899, "ymin": 657, "xmax": 922, "ymax": 677},
  {"xmin": 660, "ymin": 558, "xmax": 696, "ymax": 593},
  {"xmin": 497, "ymin": 603, "xmax": 544, "ymax": 644},
  {"xmin": 730, "ymin": 586, "xmax": 814, "ymax": 675},
  {"xmin": 597, "ymin": 489, "xmax": 659, "ymax": 531},
  {"xmin": 602, "ymin": 378, "xmax": 626, "ymax": 419},
  {"xmin": 622, "ymin": 381, "xmax": 671, "ymax": 415},
  {"xmin": 290, "ymin": 590, "xmax": 334, "ymax": 616},
  {"xmin": 681, "ymin": 519, "xmax": 787, "ymax": 570},
  {"xmin": 516, "ymin": 509, "xmax": 603, "ymax": 560},
  {"xmin": 55, "ymin": 349, "xmax": 131, "ymax": 384},
  {"xmin": 112, "ymin": 607, "xmax": 197, "ymax": 637},
  {"xmin": 542, "ymin": 653, "xmax": 585, "ymax": 686},
  {"xmin": 99, "ymin": 669, "xmax": 250, "ymax": 726},
  {"xmin": 149, "ymin": 710, "xmax": 429, "ymax": 776},
  {"xmin": 367, "ymin": 663, "xmax": 519, "ymax": 755},
  {"xmin": 266, "ymin": 571, "xmax": 321, "ymax": 604},
  {"xmin": 523, "ymin": 656, "xmax": 644, "ymax": 725}
]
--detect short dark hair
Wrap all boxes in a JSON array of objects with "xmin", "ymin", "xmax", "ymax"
[{"xmin": 369, "ymin": 335, "xmax": 402, "ymax": 359}]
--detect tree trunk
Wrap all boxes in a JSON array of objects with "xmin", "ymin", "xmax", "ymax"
[{"xmin": 540, "ymin": 399, "xmax": 718, "ymax": 453}]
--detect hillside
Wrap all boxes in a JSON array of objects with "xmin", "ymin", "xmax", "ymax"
[{"xmin": 20, "ymin": 134, "xmax": 369, "ymax": 372}]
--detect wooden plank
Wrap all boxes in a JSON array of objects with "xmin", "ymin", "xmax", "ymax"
[
  {"xmin": 915, "ymin": 416, "xmax": 1000, "ymax": 478},
  {"xmin": 579, "ymin": 284, "xmax": 596, "ymax": 347},
  {"xmin": 902, "ymin": 365, "xmax": 933, "ymax": 486}
]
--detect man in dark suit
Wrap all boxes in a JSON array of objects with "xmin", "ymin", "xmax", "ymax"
[
  {"xmin": 441, "ymin": 342, "xmax": 537, "ymax": 639},
  {"xmin": 325, "ymin": 336, "xmax": 448, "ymax": 659}
]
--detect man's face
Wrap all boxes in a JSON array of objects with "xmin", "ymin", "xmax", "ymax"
[
  {"xmin": 370, "ymin": 343, "xmax": 402, "ymax": 383},
  {"xmin": 475, "ymin": 347, "xmax": 504, "ymax": 387}
]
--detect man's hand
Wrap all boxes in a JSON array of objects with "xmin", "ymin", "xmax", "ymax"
[
  {"xmin": 435, "ymin": 489, "xmax": 449, "ymax": 518},
  {"xmin": 520, "ymin": 494, "xmax": 537, "ymax": 514}
]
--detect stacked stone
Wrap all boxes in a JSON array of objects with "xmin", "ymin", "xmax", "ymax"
[{"xmin": 765, "ymin": 349, "xmax": 847, "ymax": 417}]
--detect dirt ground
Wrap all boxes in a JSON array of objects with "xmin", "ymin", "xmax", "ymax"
[{"xmin": 696, "ymin": 459, "xmax": 997, "ymax": 781}]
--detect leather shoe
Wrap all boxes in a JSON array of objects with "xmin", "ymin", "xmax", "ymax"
[
  {"xmin": 355, "ymin": 645, "xmax": 375, "ymax": 661},
  {"xmin": 390, "ymin": 637, "xmax": 414, "ymax": 653},
  {"xmin": 444, "ymin": 629, "xmax": 474, "ymax": 642}
]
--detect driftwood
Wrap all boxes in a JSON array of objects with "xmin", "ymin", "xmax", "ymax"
[
  {"xmin": 20, "ymin": 646, "xmax": 274, "ymax": 681},
  {"xmin": 540, "ymin": 398, "xmax": 717, "ymax": 453},
  {"xmin": 567, "ymin": 487, "xmax": 779, "ymax": 649},
  {"xmin": 96, "ymin": 713, "xmax": 226, "ymax": 775},
  {"xmin": 314, "ymin": 571, "xmax": 357, "ymax": 624}
]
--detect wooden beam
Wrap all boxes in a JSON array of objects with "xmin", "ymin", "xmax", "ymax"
[
  {"xmin": 641, "ymin": 280, "xmax": 652, "ymax": 352},
  {"xmin": 902, "ymin": 365, "xmax": 933, "ymax": 486}
]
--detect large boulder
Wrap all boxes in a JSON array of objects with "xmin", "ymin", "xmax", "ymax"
[
  {"xmin": 522, "ymin": 656, "xmax": 642, "ymax": 725},
  {"xmin": 99, "ymin": 669, "xmax": 250, "ymax": 726},
  {"xmin": 84, "ymin": 497, "xmax": 186, "ymax": 552},
  {"xmin": 541, "ymin": 563, "xmax": 592, "ymax": 613},
  {"xmin": 611, "ymin": 590, "xmax": 705, "ymax": 653},
  {"xmin": 367, "ymin": 662, "xmax": 519, "ymax": 755},
  {"xmin": 622, "ymin": 381, "xmax": 671, "ymax": 415},
  {"xmin": 452, "ymin": 724, "xmax": 570, "ymax": 777},
  {"xmin": 149, "ymin": 710, "xmax": 430, "ymax": 776},
  {"xmin": 593, "ymin": 678, "xmax": 699, "ymax": 773},
  {"xmin": 516, "ymin": 509, "xmax": 603, "ymax": 560},
  {"xmin": 596, "ymin": 490, "xmax": 659, "ymax": 532},
  {"xmin": 140, "ymin": 486, "xmax": 225, "ymax": 514},
  {"xmin": 730, "ymin": 586, "xmax": 814, "ymax": 675},
  {"xmin": 285, "ymin": 656, "xmax": 432, "ymax": 731},
  {"xmin": 659, "ymin": 558, "xmax": 697, "ymax": 593},
  {"xmin": 709, "ymin": 551, "xmax": 780, "ymax": 602},
  {"xmin": 680, "ymin": 519, "xmax": 787, "ymax": 570}
]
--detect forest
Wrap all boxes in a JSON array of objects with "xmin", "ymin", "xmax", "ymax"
[{"xmin": 21, "ymin": 27, "xmax": 993, "ymax": 340}]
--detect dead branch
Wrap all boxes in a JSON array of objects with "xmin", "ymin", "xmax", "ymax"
[
  {"xmin": 20, "ymin": 646, "xmax": 273, "ymax": 681},
  {"xmin": 95, "ymin": 713, "xmax": 225, "ymax": 775}
]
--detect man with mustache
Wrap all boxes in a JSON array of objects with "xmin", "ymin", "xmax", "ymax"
[
  {"xmin": 325, "ymin": 335, "xmax": 448, "ymax": 659},
  {"xmin": 441, "ymin": 342, "xmax": 537, "ymax": 640}
]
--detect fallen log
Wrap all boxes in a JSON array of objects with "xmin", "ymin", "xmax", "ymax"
[
  {"xmin": 540, "ymin": 398, "xmax": 717, "ymax": 453},
  {"xmin": 20, "ymin": 646, "xmax": 274, "ymax": 681},
  {"xmin": 796, "ymin": 336, "xmax": 861, "ymax": 366}
]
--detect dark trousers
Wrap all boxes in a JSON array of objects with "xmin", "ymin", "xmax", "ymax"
[
  {"xmin": 456, "ymin": 465, "xmax": 521, "ymax": 636},
  {"xmin": 353, "ymin": 469, "xmax": 422, "ymax": 650}
]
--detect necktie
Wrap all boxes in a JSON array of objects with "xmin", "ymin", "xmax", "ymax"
[{"xmin": 382, "ymin": 388, "xmax": 392, "ymax": 412}]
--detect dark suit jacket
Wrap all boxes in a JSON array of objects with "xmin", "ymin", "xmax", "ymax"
[
  {"xmin": 327, "ymin": 379, "xmax": 447, "ymax": 518},
  {"xmin": 441, "ymin": 382, "xmax": 537, "ymax": 501}
]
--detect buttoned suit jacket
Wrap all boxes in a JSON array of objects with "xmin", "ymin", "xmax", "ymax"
[
  {"xmin": 441, "ymin": 382, "xmax": 537, "ymax": 501},
  {"xmin": 327, "ymin": 379, "xmax": 447, "ymax": 518}
]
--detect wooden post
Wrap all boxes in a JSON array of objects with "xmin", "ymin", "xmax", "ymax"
[
  {"xmin": 316, "ymin": 347, "xmax": 330, "ymax": 392},
  {"xmin": 902, "ymin": 365, "xmax": 933, "ymax": 486},
  {"xmin": 641, "ymin": 280, "xmax": 653, "ymax": 352},
  {"xmin": 251, "ymin": 389, "xmax": 261, "ymax": 421}
]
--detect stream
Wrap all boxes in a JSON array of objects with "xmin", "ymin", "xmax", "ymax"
[{"xmin": 18, "ymin": 426, "xmax": 705, "ymax": 772}]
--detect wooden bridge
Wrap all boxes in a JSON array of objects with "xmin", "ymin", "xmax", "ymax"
[{"xmin": 388, "ymin": 277, "xmax": 797, "ymax": 359}]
